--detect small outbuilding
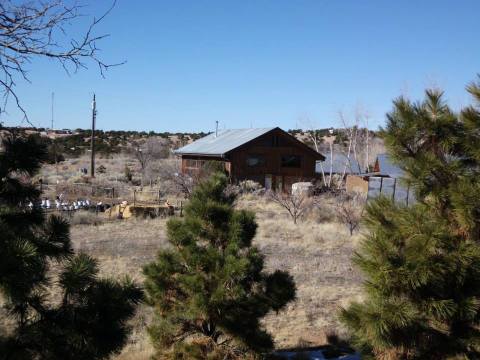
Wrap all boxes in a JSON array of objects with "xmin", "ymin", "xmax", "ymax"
[
  {"xmin": 174, "ymin": 127, "xmax": 325, "ymax": 192},
  {"xmin": 346, "ymin": 153, "xmax": 415, "ymax": 205}
]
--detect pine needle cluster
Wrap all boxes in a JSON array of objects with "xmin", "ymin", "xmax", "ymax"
[
  {"xmin": 340, "ymin": 79, "xmax": 480, "ymax": 359},
  {"xmin": 144, "ymin": 172, "xmax": 296, "ymax": 359},
  {"xmin": 0, "ymin": 134, "xmax": 143, "ymax": 359}
]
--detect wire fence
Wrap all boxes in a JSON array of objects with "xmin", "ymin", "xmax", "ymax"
[{"xmin": 367, "ymin": 176, "xmax": 416, "ymax": 206}]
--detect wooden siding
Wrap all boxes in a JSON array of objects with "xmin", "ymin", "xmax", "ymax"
[
  {"xmin": 228, "ymin": 129, "xmax": 321, "ymax": 192},
  {"xmin": 179, "ymin": 128, "xmax": 322, "ymax": 192},
  {"xmin": 181, "ymin": 155, "xmax": 230, "ymax": 175}
]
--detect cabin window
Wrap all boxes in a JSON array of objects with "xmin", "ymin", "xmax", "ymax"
[
  {"xmin": 246, "ymin": 154, "xmax": 265, "ymax": 167},
  {"xmin": 184, "ymin": 159, "xmax": 204, "ymax": 169},
  {"xmin": 281, "ymin": 155, "xmax": 301, "ymax": 168}
]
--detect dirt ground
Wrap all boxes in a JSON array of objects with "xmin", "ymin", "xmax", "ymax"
[{"xmin": 68, "ymin": 195, "xmax": 363, "ymax": 359}]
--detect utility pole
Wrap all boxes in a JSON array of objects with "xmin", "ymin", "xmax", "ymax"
[
  {"xmin": 51, "ymin": 92, "xmax": 58, "ymax": 175},
  {"xmin": 215, "ymin": 120, "xmax": 219, "ymax": 137},
  {"xmin": 90, "ymin": 94, "xmax": 97, "ymax": 178}
]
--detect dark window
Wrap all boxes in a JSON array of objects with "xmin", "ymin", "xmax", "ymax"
[
  {"xmin": 246, "ymin": 154, "xmax": 265, "ymax": 167},
  {"xmin": 281, "ymin": 155, "xmax": 301, "ymax": 168}
]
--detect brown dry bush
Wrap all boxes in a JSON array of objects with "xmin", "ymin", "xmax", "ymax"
[
  {"xmin": 335, "ymin": 194, "xmax": 365, "ymax": 236},
  {"xmin": 70, "ymin": 211, "xmax": 104, "ymax": 226}
]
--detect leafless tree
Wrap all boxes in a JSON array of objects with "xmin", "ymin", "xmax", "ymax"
[
  {"xmin": 336, "ymin": 194, "xmax": 365, "ymax": 236},
  {"xmin": 173, "ymin": 172, "xmax": 195, "ymax": 198},
  {"xmin": 161, "ymin": 160, "xmax": 196, "ymax": 199},
  {"xmin": 300, "ymin": 118, "xmax": 334, "ymax": 188},
  {"xmin": 134, "ymin": 137, "xmax": 170, "ymax": 185},
  {"xmin": 338, "ymin": 110, "xmax": 361, "ymax": 180},
  {"xmin": 269, "ymin": 191, "xmax": 311, "ymax": 224},
  {"xmin": 0, "ymin": 0, "xmax": 121, "ymax": 124},
  {"xmin": 300, "ymin": 117, "xmax": 323, "ymax": 153},
  {"xmin": 337, "ymin": 106, "xmax": 375, "ymax": 176},
  {"xmin": 326, "ymin": 131, "xmax": 334, "ymax": 187},
  {"xmin": 158, "ymin": 158, "xmax": 220, "ymax": 199},
  {"xmin": 364, "ymin": 113, "xmax": 371, "ymax": 171}
]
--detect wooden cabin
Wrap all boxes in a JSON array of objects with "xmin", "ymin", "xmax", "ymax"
[{"xmin": 174, "ymin": 127, "xmax": 325, "ymax": 192}]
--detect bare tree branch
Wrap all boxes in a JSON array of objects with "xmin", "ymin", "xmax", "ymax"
[
  {"xmin": 133, "ymin": 137, "xmax": 170, "ymax": 186},
  {"xmin": 269, "ymin": 190, "xmax": 311, "ymax": 224},
  {"xmin": 0, "ymin": 0, "xmax": 122, "ymax": 123},
  {"xmin": 300, "ymin": 117, "xmax": 331, "ymax": 187},
  {"xmin": 335, "ymin": 193, "xmax": 365, "ymax": 236}
]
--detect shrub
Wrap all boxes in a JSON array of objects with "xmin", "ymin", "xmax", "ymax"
[
  {"xmin": 70, "ymin": 211, "xmax": 104, "ymax": 226},
  {"xmin": 340, "ymin": 80, "xmax": 480, "ymax": 358},
  {"xmin": 144, "ymin": 173, "xmax": 296, "ymax": 358},
  {"xmin": 238, "ymin": 180, "xmax": 263, "ymax": 194}
]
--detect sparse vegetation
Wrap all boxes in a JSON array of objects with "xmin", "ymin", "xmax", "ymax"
[
  {"xmin": 70, "ymin": 210, "xmax": 105, "ymax": 226},
  {"xmin": 0, "ymin": 127, "xmax": 370, "ymax": 359},
  {"xmin": 58, "ymin": 190, "xmax": 362, "ymax": 359},
  {"xmin": 269, "ymin": 191, "xmax": 312, "ymax": 224},
  {"xmin": 0, "ymin": 2, "xmax": 405, "ymax": 358},
  {"xmin": 335, "ymin": 194, "xmax": 365, "ymax": 236}
]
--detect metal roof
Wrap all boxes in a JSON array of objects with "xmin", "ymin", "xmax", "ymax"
[
  {"xmin": 174, "ymin": 127, "xmax": 276, "ymax": 156},
  {"xmin": 315, "ymin": 152, "xmax": 362, "ymax": 175},
  {"xmin": 376, "ymin": 153, "xmax": 404, "ymax": 178}
]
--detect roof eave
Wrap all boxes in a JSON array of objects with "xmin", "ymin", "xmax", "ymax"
[{"xmin": 174, "ymin": 152, "xmax": 226, "ymax": 158}]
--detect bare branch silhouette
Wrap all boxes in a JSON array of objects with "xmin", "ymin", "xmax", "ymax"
[{"xmin": 0, "ymin": 0, "xmax": 123, "ymax": 125}]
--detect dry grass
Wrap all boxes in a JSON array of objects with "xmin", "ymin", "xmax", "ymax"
[
  {"xmin": 0, "ymin": 193, "xmax": 362, "ymax": 358},
  {"xmin": 66, "ymin": 194, "xmax": 364, "ymax": 358},
  {"xmin": 39, "ymin": 154, "xmax": 182, "ymax": 206},
  {"xmin": 71, "ymin": 217, "xmax": 169, "ymax": 359},
  {"xmin": 39, "ymin": 154, "xmax": 133, "ymax": 185},
  {"xmin": 237, "ymin": 196, "xmax": 363, "ymax": 347},
  {"xmin": 69, "ymin": 210, "xmax": 105, "ymax": 226}
]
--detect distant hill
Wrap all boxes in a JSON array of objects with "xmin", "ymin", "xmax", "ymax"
[
  {"xmin": 0, "ymin": 126, "xmax": 208, "ymax": 156},
  {"xmin": 0, "ymin": 126, "xmax": 384, "ymax": 166}
]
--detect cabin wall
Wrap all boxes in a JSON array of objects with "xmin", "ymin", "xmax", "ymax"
[
  {"xmin": 179, "ymin": 129, "xmax": 323, "ymax": 192},
  {"xmin": 227, "ymin": 129, "xmax": 320, "ymax": 192},
  {"xmin": 181, "ymin": 155, "xmax": 230, "ymax": 175}
]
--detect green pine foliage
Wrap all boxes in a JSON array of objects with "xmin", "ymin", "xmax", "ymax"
[
  {"xmin": 0, "ymin": 134, "xmax": 143, "ymax": 359},
  {"xmin": 340, "ymin": 79, "xmax": 480, "ymax": 359},
  {"xmin": 144, "ymin": 172, "xmax": 296, "ymax": 359}
]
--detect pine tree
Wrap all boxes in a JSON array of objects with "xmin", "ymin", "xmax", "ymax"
[
  {"xmin": 340, "ymin": 79, "xmax": 480, "ymax": 359},
  {"xmin": 0, "ymin": 134, "xmax": 143, "ymax": 359},
  {"xmin": 144, "ymin": 172, "xmax": 296, "ymax": 359}
]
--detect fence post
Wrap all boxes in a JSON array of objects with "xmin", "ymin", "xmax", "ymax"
[
  {"xmin": 133, "ymin": 189, "xmax": 136, "ymax": 206},
  {"xmin": 112, "ymin": 187, "xmax": 115, "ymax": 200},
  {"xmin": 180, "ymin": 201, "xmax": 183, "ymax": 217},
  {"xmin": 406, "ymin": 184, "xmax": 410, "ymax": 207},
  {"xmin": 158, "ymin": 189, "xmax": 161, "ymax": 204},
  {"xmin": 392, "ymin": 178, "xmax": 397, "ymax": 201}
]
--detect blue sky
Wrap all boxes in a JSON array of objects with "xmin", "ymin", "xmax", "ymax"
[{"xmin": 2, "ymin": 0, "xmax": 479, "ymax": 132}]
